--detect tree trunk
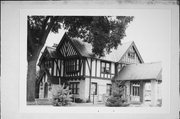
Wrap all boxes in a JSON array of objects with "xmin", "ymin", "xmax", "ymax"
[
  {"xmin": 27, "ymin": 59, "xmax": 37, "ymax": 102},
  {"xmin": 26, "ymin": 16, "xmax": 58, "ymax": 102},
  {"xmin": 27, "ymin": 44, "xmax": 43, "ymax": 102}
]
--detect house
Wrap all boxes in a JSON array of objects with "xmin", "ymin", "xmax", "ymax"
[{"xmin": 36, "ymin": 33, "xmax": 162, "ymax": 106}]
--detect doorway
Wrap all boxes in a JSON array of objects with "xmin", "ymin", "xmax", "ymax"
[
  {"xmin": 44, "ymin": 82, "xmax": 48, "ymax": 98},
  {"xmin": 130, "ymin": 81, "xmax": 140, "ymax": 102}
]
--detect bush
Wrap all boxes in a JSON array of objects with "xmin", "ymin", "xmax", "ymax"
[
  {"xmin": 105, "ymin": 96, "xmax": 129, "ymax": 107},
  {"xmin": 157, "ymin": 99, "xmax": 162, "ymax": 107},
  {"xmin": 52, "ymin": 84, "xmax": 73, "ymax": 106},
  {"xmin": 105, "ymin": 81, "xmax": 129, "ymax": 107}
]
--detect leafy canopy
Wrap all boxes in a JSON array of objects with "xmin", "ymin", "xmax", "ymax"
[{"xmin": 28, "ymin": 16, "xmax": 133, "ymax": 60}]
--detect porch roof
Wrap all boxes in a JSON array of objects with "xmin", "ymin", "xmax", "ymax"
[{"xmin": 115, "ymin": 62, "xmax": 162, "ymax": 81}]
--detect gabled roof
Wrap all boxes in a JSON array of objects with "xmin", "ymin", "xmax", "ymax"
[
  {"xmin": 43, "ymin": 33, "xmax": 143, "ymax": 63},
  {"xmin": 71, "ymin": 37, "xmax": 93, "ymax": 57},
  {"xmin": 46, "ymin": 46, "xmax": 58, "ymax": 58},
  {"xmin": 67, "ymin": 33, "xmax": 143, "ymax": 62},
  {"xmin": 101, "ymin": 41, "xmax": 135, "ymax": 62},
  {"xmin": 72, "ymin": 39, "xmax": 143, "ymax": 62},
  {"xmin": 38, "ymin": 46, "xmax": 58, "ymax": 66},
  {"xmin": 114, "ymin": 62, "xmax": 162, "ymax": 81},
  {"xmin": 118, "ymin": 41, "xmax": 144, "ymax": 63}
]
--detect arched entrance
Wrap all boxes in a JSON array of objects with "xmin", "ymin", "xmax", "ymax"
[{"xmin": 44, "ymin": 82, "xmax": 48, "ymax": 98}]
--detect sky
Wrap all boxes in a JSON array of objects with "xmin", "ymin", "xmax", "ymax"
[{"xmin": 44, "ymin": 9, "xmax": 171, "ymax": 64}]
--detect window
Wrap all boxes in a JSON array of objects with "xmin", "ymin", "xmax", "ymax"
[
  {"xmin": 106, "ymin": 84, "xmax": 112, "ymax": 96},
  {"xmin": 69, "ymin": 82, "xmax": 79, "ymax": 94},
  {"xmin": 65, "ymin": 59, "xmax": 80, "ymax": 74},
  {"xmin": 91, "ymin": 82, "xmax": 97, "ymax": 95},
  {"xmin": 128, "ymin": 52, "xmax": 135, "ymax": 59},
  {"xmin": 101, "ymin": 61, "xmax": 111, "ymax": 74},
  {"xmin": 131, "ymin": 81, "xmax": 140, "ymax": 96}
]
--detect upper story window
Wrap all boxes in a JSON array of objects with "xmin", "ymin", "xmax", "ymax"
[
  {"xmin": 44, "ymin": 60, "xmax": 53, "ymax": 68},
  {"xmin": 65, "ymin": 59, "xmax": 80, "ymax": 74},
  {"xmin": 128, "ymin": 52, "xmax": 135, "ymax": 59},
  {"xmin": 101, "ymin": 61, "xmax": 111, "ymax": 74}
]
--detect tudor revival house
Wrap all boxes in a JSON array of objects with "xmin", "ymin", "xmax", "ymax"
[{"xmin": 36, "ymin": 33, "xmax": 162, "ymax": 106}]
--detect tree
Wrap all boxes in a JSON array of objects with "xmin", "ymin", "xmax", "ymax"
[
  {"xmin": 105, "ymin": 80, "xmax": 129, "ymax": 107},
  {"xmin": 52, "ymin": 84, "xmax": 72, "ymax": 106},
  {"xmin": 27, "ymin": 16, "xmax": 133, "ymax": 101}
]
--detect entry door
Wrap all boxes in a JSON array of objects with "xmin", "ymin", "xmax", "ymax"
[
  {"xmin": 44, "ymin": 82, "xmax": 48, "ymax": 98},
  {"xmin": 130, "ymin": 81, "xmax": 140, "ymax": 102}
]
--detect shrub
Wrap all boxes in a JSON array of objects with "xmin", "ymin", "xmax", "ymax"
[
  {"xmin": 105, "ymin": 81, "xmax": 129, "ymax": 107},
  {"xmin": 52, "ymin": 84, "xmax": 73, "ymax": 106},
  {"xmin": 71, "ymin": 97, "xmax": 83, "ymax": 103},
  {"xmin": 157, "ymin": 99, "xmax": 162, "ymax": 107},
  {"xmin": 105, "ymin": 96, "xmax": 129, "ymax": 107}
]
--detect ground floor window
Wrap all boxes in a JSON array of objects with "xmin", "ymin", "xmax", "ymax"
[
  {"xmin": 131, "ymin": 81, "xmax": 140, "ymax": 96},
  {"xmin": 91, "ymin": 82, "xmax": 97, "ymax": 95},
  {"xmin": 106, "ymin": 84, "xmax": 112, "ymax": 96},
  {"xmin": 69, "ymin": 82, "xmax": 79, "ymax": 94}
]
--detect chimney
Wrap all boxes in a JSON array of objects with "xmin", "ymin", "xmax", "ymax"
[{"xmin": 52, "ymin": 43, "xmax": 58, "ymax": 48}]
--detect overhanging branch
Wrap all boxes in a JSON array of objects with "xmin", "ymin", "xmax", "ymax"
[{"xmin": 40, "ymin": 16, "xmax": 59, "ymax": 46}]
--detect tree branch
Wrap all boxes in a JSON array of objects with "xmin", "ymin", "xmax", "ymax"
[
  {"xmin": 40, "ymin": 16, "xmax": 58, "ymax": 46},
  {"xmin": 40, "ymin": 16, "xmax": 51, "ymax": 39},
  {"xmin": 27, "ymin": 17, "xmax": 36, "ymax": 61}
]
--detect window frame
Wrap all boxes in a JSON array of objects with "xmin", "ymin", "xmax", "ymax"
[
  {"xmin": 128, "ymin": 52, "xmax": 135, "ymax": 59},
  {"xmin": 69, "ymin": 82, "xmax": 79, "ymax": 94},
  {"xmin": 65, "ymin": 59, "xmax": 80, "ymax": 74},
  {"xmin": 106, "ymin": 84, "xmax": 112, "ymax": 96},
  {"xmin": 131, "ymin": 81, "xmax": 140, "ymax": 96},
  {"xmin": 91, "ymin": 82, "xmax": 97, "ymax": 95},
  {"xmin": 101, "ymin": 61, "xmax": 111, "ymax": 74}
]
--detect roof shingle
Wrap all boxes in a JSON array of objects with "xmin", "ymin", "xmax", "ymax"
[
  {"xmin": 115, "ymin": 62, "xmax": 162, "ymax": 81},
  {"xmin": 71, "ymin": 37, "xmax": 134, "ymax": 62},
  {"xmin": 46, "ymin": 46, "xmax": 58, "ymax": 58}
]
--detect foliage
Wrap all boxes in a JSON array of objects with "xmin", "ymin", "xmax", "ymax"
[
  {"xmin": 28, "ymin": 16, "xmax": 134, "ymax": 60},
  {"xmin": 105, "ymin": 80, "xmax": 129, "ymax": 107},
  {"xmin": 52, "ymin": 84, "xmax": 72, "ymax": 106},
  {"xmin": 71, "ymin": 97, "xmax": 83, "ymax": 103},
  {"xmin": 157, "ymin": 99, "xmax": 162, "ymax": 107},
  {"xmin": 106, "ymin": 96, "xmax": 128, "ymax": 107}
]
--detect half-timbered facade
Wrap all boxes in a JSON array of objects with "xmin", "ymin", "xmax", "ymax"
[{"xmin": 36, "ymin": 33, "xmax": 161, "ymax": 106}]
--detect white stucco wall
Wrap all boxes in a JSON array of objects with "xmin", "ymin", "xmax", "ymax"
[
  {"xmin": 157, "ymin": 82, "xmax": 162, "ymax": 99},
  {"xmin": 90, "ymin": 78, "xmax": 112, "ymax": 102},
  {"xmin": 111, "ymin": 63, "xmax": 115, "ymax": 74},
  {"xmin": 96, "ymin": 60, "xmax": 101, "ymax": 77},
  {"xmin": 39, "ymin": 82, "xmax": 60, "ymax": 99},
  {"xmin": 48, "ymin": 84, "xmax": 60, "ymax": 99},
  {"xmin": 84, "ymin": 78, "xmax": 90, "ymax": 101},
  {"xmin": 151, "ymin": 80, "xmax": 158, "ymax": 106},
  {"xmin": 91, "ymin": 60, "xmax": 96, "ymax": 77},
  {"xmin": 125, "ymin": 81, "xmax": 130, "ymax": 102},
  {"xmin": 85, "ymin": 58, "xmax": 91, "ymax": 76},
  {"xmin": 39, "ymin": 84, "xmax": 44, "ymax": 99}
]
